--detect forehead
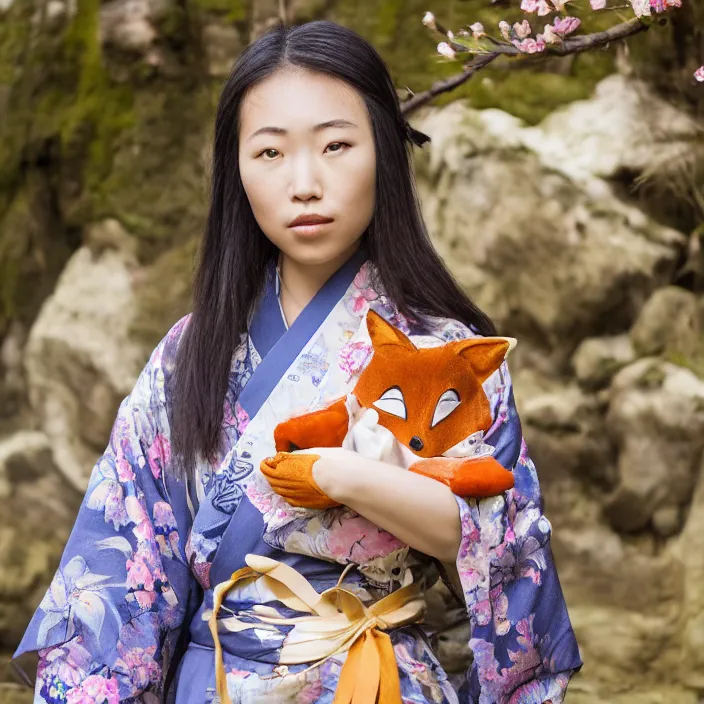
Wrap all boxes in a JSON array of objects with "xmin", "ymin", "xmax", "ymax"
[{"xmin": 238, "ymin": 68, "xmax": 369, "ymax": 135}]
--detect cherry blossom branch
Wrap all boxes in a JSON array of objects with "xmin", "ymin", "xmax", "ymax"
[
  {"xmin": 400, "ymin": 0, "xmax": 701, "ymax": 117},
  {"xmin": 401, "ymin": 16, "xmax": 649, "ymax": 116},
  {"xmin": 400, "ymin": 53, "xmax": 502, "ymax": 116}
]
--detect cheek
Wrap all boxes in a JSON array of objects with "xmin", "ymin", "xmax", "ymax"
[{"xmin": 339, "ymin": 149, "xmax": 376, "ymax": 206}]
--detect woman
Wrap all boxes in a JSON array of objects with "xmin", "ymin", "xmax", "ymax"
[{"xmin": 11, "ymin": 19, "xmax": 583, "ymax": 704}]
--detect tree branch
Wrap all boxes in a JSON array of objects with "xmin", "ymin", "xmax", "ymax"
[{"xmin": 401, "ymin": 16, "xmax": 650, "ymax": 117}]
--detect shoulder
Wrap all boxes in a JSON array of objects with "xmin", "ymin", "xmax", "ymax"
[{"xmin": 148, "ymin": 313, "xmax": 192, "ymax": 372}]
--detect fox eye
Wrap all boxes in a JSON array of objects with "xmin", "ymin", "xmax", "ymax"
[
  {"xmin": 373, "ymin": 386, "xmax": 407, "ymax": 420},
  {"xmin": 432, "ymin": 389, "xmax": 460, "ymax": 428}
]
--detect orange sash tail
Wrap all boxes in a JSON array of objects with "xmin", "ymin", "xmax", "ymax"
[{"xmin": 208, "ymin": 554, "xmax": 425, "ymax": 704}]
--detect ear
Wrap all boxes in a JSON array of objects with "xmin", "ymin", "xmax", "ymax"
[
  {"xmin": 455, "ymin": 336, "xmax": 517, "ymax": 383},
  {"xmin": 365, "ymin": 310, "xmax": 416, "ymax": 352}
]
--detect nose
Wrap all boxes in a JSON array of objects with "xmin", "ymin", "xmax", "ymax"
[
  {"xmin": 409, "ymin": 436, "xmax": 424, "ymax": 451},
  {"xmin": 289, "ymin": 153, "xmax": 322, "ymax": 201}
]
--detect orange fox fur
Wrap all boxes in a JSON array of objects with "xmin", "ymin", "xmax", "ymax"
[{"xmin": 271, "ymin": 310, "xmax": 516, "ymax": 498}]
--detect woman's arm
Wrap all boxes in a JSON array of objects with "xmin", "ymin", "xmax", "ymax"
[{"xmin": 311, "ymin": 448, "xmax": 463, "ymax": 564}]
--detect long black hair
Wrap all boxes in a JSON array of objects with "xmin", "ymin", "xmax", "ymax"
[{"xmin": 168, "ymin": 19, "xmax": 497, "ymax": 481}]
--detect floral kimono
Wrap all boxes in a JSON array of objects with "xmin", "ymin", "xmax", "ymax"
[{"xmin": 11, "ymin": 247, "xmax": 583, "ymax": 703}]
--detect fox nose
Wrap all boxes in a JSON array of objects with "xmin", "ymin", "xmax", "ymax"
[{"xmin": 409, "ymin": 436, "xmax": 424, "ymax": 451}]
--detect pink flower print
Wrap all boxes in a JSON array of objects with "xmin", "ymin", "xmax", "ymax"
[
  {"xmin": 115, "ymin": 645, "xmax": 160, "ymax": 690},
  {"xmin": 326, "ymin": 515, "xmax": 404, "ymax": 562},
  {"xmin": 147, "ymin": 433, "xmax": 171, "ymax": 480},
  {"xmin": 235, "ymin": 402, "xmax": 249, "ymax": 433},
  {"xmin": 352, "ymin": 262, "xmax": 373, "ymax": 290},
  {"xmin": 297, "ymin": 679, "xmax": 324, "ymax": 703},
  {"xmin": 134, "ymin": 589, "xmax": 158, "ymax": 609},
  {"xmin": 153, "ymin": 502, "xmax": 177, "ymax": 531},
  {"xmin": 472, "ymin": 597, "xmax": 492, "ymax": 627},
  {"xmin": 116, "ymin": 455, "xmax": 135, "ymax": 482},
  {"xmin": 126, "ymin": 553, "xmax": 155, "ymax": 592},
  {"xmin": 39, "ymin": 639, "xmax": 93, "ymax": 688},
  {"xmin": 338, "ymin": 341, "xmax": 372, "ymax": 377},
  {"xmin": 66, "ymin": 674, "xmax": 119, "ymax": 704},
  {"xmin": 103, "ymin": 483, "xmax": 129, "ymax": 530}
]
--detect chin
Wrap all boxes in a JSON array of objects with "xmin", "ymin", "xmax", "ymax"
[{"xmin": 280, "ymin": 238, "xmax": 360, "ymax": 267}]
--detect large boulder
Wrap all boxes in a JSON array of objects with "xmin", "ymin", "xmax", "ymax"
[
  {"xmin": 602, "ymin": 359, "xmax": 704, "ymax": 537},
  {"xmin": 629, "ymin": 286, "xmax": 702, "ymax": 360},
  {"xmin": 412, "ymin": 99, "xmax": 685, "ymax": 363},
  {"xmin": 23, "ymin": 224, "xmax": 149, "ymax": 491}
]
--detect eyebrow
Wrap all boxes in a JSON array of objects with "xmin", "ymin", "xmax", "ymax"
[{"xmin": 246, "ymin": 119, "xmax": 358, "ymax": 142}]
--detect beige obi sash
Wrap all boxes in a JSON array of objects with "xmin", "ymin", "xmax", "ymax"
[{"xmin": 208, "ymin": 554, "xmax": 426, "ymax": 704}]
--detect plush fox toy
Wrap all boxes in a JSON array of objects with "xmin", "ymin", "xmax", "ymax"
[{"xmin": 261, "ymin": 310, "xmax": 517, "ymax": 508}]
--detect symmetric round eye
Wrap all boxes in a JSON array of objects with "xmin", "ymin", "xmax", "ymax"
[
  {"xmin": 373, "ymin": 387, "xmax": 407, "ymax": 420},
  {"xmin": 432, "ymin": 389, "xmax": 460, "ymax": 427}
]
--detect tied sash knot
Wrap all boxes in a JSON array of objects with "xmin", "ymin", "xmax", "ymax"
[{"xmin": 208, "ymin": 554, "xmax": 426, "ymax": 704}]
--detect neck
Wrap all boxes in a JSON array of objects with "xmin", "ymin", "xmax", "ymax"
[{"xmin": 278, "ymin": 241, "xmax": 361, "ymax": 327}]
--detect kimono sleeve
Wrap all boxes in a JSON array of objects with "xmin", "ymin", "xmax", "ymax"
[
  {"xmin": 453, "ymin": 360, "xmax": 584, "ymax": 704},
  {"xmin": 10, "ymin": 320, "xmax": 196, "ymax": 703}
]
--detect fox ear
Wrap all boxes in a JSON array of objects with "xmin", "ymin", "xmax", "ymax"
[
  {"xmin": 366, "ymin": 310, "xmax": 416, "ymax": 351},
  {"xmin": 455, "ymin": 336, "xmax": 517, "ymax": 383}
]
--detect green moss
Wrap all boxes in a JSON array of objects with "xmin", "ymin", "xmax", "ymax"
[
  {"xmin": 191, "ymin": 0, "xmax": 248, "ymax": 22},
  {"xmin": 0, "ymin": 192, "xmax": 28, "ymax": 323},
  {"xmin": 61, "ymin": 0, "xmax": 136, "ymax": 197}
]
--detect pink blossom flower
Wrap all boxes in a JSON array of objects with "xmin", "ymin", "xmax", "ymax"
[
  {"xmin": 630, "ymin": 0, "xmax": 651, "ymax": 16},
  {"xmin": 422, "ymin": 11, "xmax": 436, "ymax": 31},
  {"xmin": 513, "ymin": 19, "xmax": 532, "ymax": 39},
  {"xmin": 590, "ymin": 0, "xmax": 607, "ymax": 7},
  {"xmin": 541, "ymin": 24, "xmax": 560, "ymax": 44},
  {"xmin": 498, "ymin": 20, "xmax": 511, "ymax": 40},
  {"xmin": 552, "ymin": 15, "xmax": 581, "ymax": 34},
  {"xmin": 520, "ymin": 0, "xmax": 540, "ymax": 12},
  {"xmin": 512, "ymin": 36, "xmax": 546, "ymax": 53},
  {"xmin": 696, "ymin": 66, "xmax": 704, "ymax": 82},
  {"xmin": 550, "ymin": 0, "xmax": 573, "ymax": 10},
  {"xmin": 469, "ymin": 22, "xmax": 486, "ymax": 38},
  {"xmin": 437, "ymin": 41, "xmax": 457, "ymax": 59}
]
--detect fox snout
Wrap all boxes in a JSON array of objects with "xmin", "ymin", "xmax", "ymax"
[{"xmin": 409, "ymin": 436, "xmax": 424, "ymax": 451}]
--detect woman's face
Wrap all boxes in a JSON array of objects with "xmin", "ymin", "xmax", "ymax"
[{"xmin": 238, "ymin": 67, "xmax": 377, "ymax": 268}]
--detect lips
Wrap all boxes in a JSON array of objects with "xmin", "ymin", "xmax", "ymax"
[{"xmin": 288, "ymin": 214, "xmax": 334, "ymax": 227}]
